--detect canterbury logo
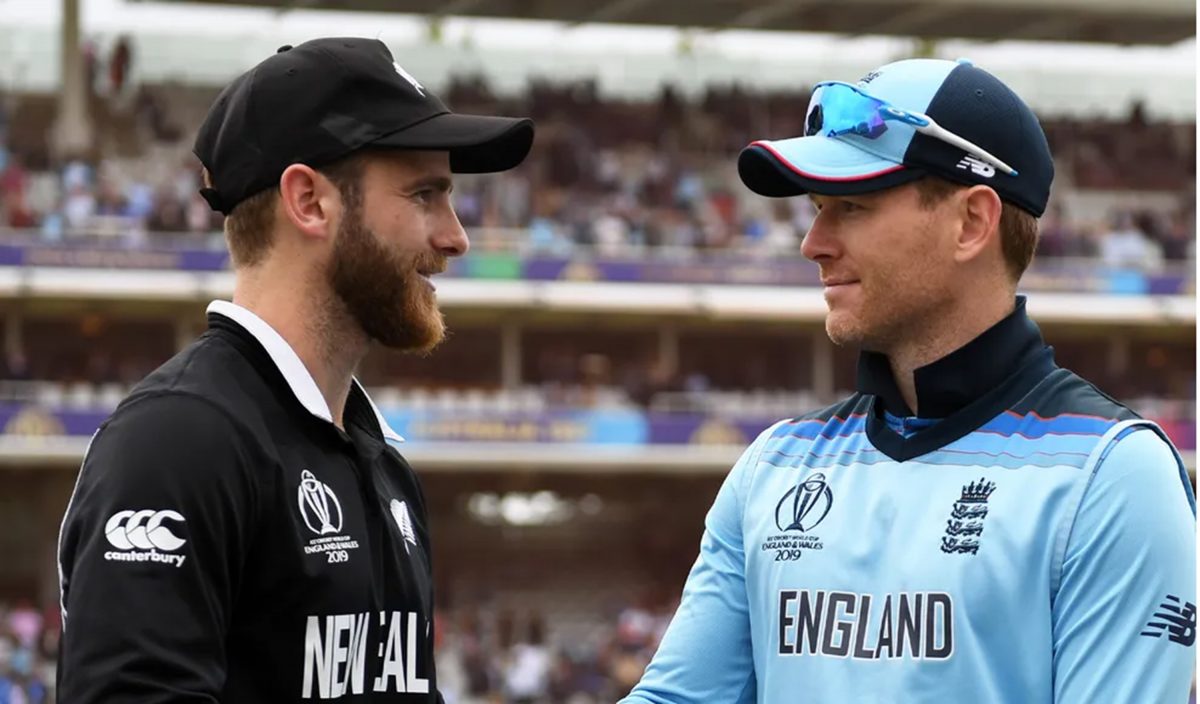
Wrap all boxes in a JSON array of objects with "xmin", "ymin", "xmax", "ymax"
[{"xmin": 104, "ymin": 509, "xmax": 186, "ymax": 551}]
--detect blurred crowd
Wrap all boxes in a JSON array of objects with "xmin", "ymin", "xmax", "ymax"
[
  {"xmin": 1037, "ymin": 207, "xmax": 1192, "ymax": 269},
  {"xmin": 436, "ymin": 601, "xmax": 673, "ymax": 704},
  {"xmin": 0, "ymin": 76, "xmax": 1193, "ymax": 269},
  {"xmin": 0, "ymin": 601, "xmax": 56, "ymax": 704},
  {"xmin": 449, "ymin": 78, "xmax": 1194, "ymax": 267},
  {"xmin": 0, "ymin": 152, "xmax": 221, "ymax": 244}
]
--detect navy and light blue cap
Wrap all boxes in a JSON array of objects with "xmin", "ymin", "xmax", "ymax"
[{"xmin": 738, "ymin": 58, "xmax": 1054, "ymax": 217}]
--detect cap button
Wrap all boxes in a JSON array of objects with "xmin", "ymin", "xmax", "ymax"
[
  {"xmin": 956, "ymin": 57, "xmax": 974, "ymax": 66},
  {"xmin": 277, "ymin": 44, "xmax": 293, "ymax": 53}
]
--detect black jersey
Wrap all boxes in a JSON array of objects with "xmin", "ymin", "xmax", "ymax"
[{"xmin": 58, "ymin": 300, "xmax": 441, "ymax": 703}]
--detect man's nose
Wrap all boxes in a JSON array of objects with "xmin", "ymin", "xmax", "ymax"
[{"xmin": 434, "ymin": 207, "xmax": 469, "ymax": 258}]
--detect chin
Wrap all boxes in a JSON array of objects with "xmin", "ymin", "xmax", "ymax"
[
  {"xmin": 824, "ymin": 312, "xmax": 866, "ymax": 348},
  {"xmin": 396, "ymin": 311, "xmax": 446, "ymax": 353},
  {"xmin": 410, "ymin": 318, "xmax": 446, "ymax": 353},
  {"xmin": 365, "ymin": 292, "xmax": 445, "ymax": 352}
]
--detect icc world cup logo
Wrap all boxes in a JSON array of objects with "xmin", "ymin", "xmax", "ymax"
[
  {"xmin": 775, "ymin": 472, "xmax": 834, "ymax": 532},
  {"xmin": 298, "ymin": 470, "xmax": 343, "ymax": 535}
]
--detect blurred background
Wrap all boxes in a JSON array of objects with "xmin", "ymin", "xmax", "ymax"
[{"xmin": 0, "ymin": 0, "xmax": 1194, "ymax": 702}]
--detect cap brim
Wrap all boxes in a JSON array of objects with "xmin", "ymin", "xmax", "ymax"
[
  {"xmin": 738, "ymin": 136, "xmax": 925, "ymax": 198},
  {"xmin": 372, "ymin": 112, "xmax": 535, "ymax": 174}
]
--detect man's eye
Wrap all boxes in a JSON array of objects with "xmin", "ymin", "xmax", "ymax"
[{"xmin": 813, "ymin": 200, "xmax": 864, "ymax": 213}]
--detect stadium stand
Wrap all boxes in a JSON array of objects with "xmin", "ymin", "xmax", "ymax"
[
  {"xmin": 0, "ymin": 12, "xmax": 1193, "ymax": 703},
  {"xmin": 1, "ymin": 79, "xmax": 1194, "ymax": 267}
]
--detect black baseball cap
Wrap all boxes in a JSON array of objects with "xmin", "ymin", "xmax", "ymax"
[
  {"xmin": 737, "ymin": 58, "xmax": 1053, "ymax": 217},
  {"xmin": 194, "ymin": 37, "xmax": 535, "ymax": 215}
]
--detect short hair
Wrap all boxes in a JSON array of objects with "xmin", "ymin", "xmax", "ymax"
[
  {"xmin": 204, "ymin": 154, "xmax": 366, "ymax": 268},
  {"xmin": 915, "ymin": 176, "xmax": 1039, "ymax": 283}
]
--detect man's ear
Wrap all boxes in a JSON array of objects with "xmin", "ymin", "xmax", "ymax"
[
  {"xmin": 953, "ymin": 185, "xmax": 1003, "ymax": 266},
  {"xmin": 278, "ymin": 164, "xmax": 339, "ymax": 241}
]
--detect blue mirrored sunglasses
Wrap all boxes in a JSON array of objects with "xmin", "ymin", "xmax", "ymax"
[{"xmin": 804, "ymin": 81, "xmax": 1018, "ymax": 177}]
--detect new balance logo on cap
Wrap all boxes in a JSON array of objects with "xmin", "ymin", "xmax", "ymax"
[
  {"xmin": 102, "ymin": 509, "xmax": 188, "ymax": 568},
  {"xmin": 956, "ymin": 155, "xmax": 996, "ymax": 178},
  {"xmin": 738, "ymin": 58, "xmax": 1055, "ymax": 217}
]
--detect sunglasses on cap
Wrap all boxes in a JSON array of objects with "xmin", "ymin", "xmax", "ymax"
[{"xmin": 804, "ymin": 81, "xmax": 1019, "ymax": 178}]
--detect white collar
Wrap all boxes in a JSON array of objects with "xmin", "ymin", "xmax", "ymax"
[{"xmin": 207, "ymin": 300, "xmax": 405, "ymax": 444}]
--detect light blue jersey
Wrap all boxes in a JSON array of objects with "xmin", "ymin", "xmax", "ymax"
[{"xmin": 622, "ymin": 303, "xmax": 1196, "ymax": 704}]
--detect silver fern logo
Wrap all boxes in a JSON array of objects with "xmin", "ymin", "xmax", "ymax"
[
  {"xmin": 298, "ymin": 470, "xmax": 343, "ymax": 535},
  {"xmin": 390, "ymin": 499, "xmax": 418, "ymax": 554},
  {"xmin": 392, "ymin": 61, "xmax": 425, "ymax": 96}
]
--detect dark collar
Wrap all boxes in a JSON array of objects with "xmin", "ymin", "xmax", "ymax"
[
  {"xmin": 854, "ymin": 296, "xmax": 1058, "ymax": 462},
  {"xmin": 857, "ymin": 297, "xmax": 1046, "ymax": 418}
]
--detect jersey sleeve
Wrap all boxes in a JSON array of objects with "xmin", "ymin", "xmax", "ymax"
[
  {"xmin": 1052, "ymin": 426, "xmax": 1196, "ymax": 704},
  {"xmin": 57, "ymin": 393, "xmax": 264, "ymax": 703},
  {"xmin": 618, "ymin": 421, "xmax": 784, "ymax": 704}
]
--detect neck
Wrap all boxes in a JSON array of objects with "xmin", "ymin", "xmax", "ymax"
[
  {"xmin": 232, "ymin": 268, "xmax": 368, "ymax": 429},
  {"xmin": 885, "ymin": 293, "xmax": 1015, "ymax": 415}
]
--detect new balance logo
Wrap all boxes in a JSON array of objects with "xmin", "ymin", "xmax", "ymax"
[
  {"xmin": 956, "ymin": 155, "xmax": 995, "ymax": 178},
  {"xmin": 103, "ymin": 509, "xmax": 187, "ymax": 568},
  {"xmin": 1140, "ymin": 595, "xmax": 1196, "ymax": 646}
]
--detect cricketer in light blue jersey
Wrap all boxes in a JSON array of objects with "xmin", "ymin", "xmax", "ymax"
[{"xmin": 621, "ymin": 58, "xmax": 1196, "ymax": 704}]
